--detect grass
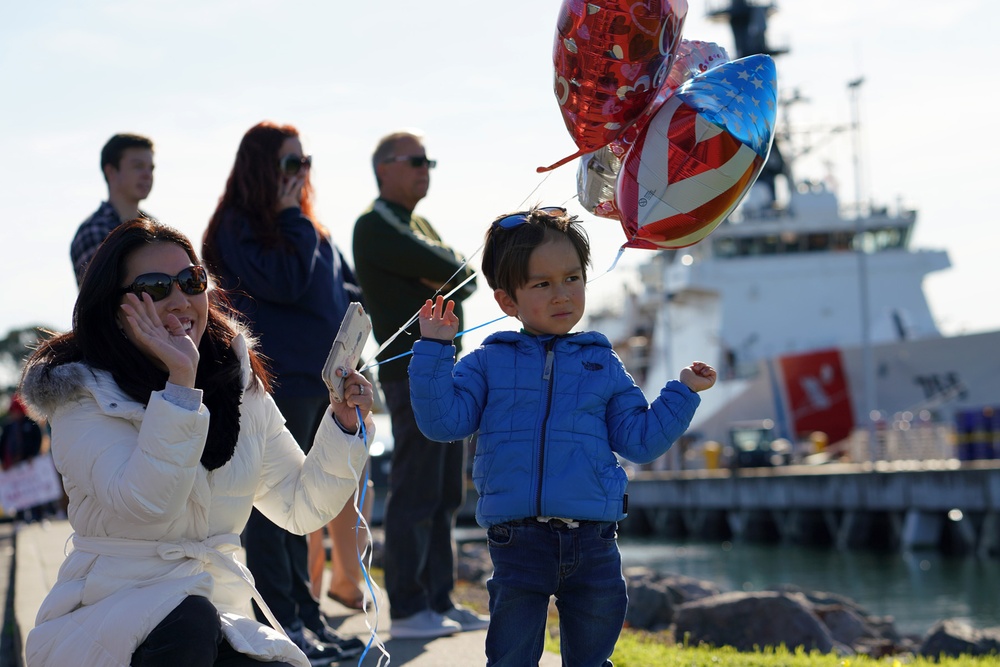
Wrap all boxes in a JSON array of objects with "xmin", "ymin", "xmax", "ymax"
[
  {"xmin": 358, "ymin": 570, "xmax": 997, "ymax": 665},
  {"xmin": 604, "ymin": 636, "xmax": 999, "ymax": 666},
  {"xmin": 451, "ymin": 581, "xmax": 998, "ymax": 666}
]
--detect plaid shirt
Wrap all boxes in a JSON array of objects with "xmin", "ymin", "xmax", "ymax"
[{"xmin": 70, "ymin": 202, "xmax": 154, "ymax": 285}]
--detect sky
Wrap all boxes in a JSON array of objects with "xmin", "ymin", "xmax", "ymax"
[{"xmin": 1, "ymin": 0, "xmax": 998, "ymax": 362}]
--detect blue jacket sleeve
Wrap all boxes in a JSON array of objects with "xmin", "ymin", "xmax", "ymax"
[
  {"xmin": 408, "ymin": 339, "xmax": 486, "ymax": 442},
  {"xmin": 216, "ymin": 208, "xmax": 322, "ymax": 303},
  {"xmin": 605, "ymin": 356, "xmax": 701, "ymax": 464},
  {"xmin": 336, "ymin": 247, "xmax": 365, "ymax": 306}
]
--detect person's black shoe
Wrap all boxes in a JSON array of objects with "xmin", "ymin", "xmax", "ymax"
[
  {"xmin": 286, "ymin": 625, "xmax": 346, "ymax": 666},
  {"xmin": 313, "ymin": 623, "xmax": 365, "ymax": 659}
]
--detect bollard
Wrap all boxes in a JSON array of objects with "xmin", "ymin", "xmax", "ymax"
[{"xmin": 703, "ymin": 441, "xmax": 721, "ymax": 470}]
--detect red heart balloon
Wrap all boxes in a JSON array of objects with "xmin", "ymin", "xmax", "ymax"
[{"xmin": 539, "ymin": 0, "xmax": 688, "ymax": 173}]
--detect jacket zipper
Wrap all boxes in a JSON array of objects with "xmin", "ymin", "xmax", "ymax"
[{"xmin": 534, "ymin": 339, "xmax": 556, "ymax": 516}]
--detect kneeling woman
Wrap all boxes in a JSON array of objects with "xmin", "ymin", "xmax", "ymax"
[{"xmin": 19, "ymin": 219, "xmax": 373, "ymax": 667}]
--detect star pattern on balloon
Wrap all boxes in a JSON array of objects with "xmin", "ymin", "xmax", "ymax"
[{"xmin": 676, "ymin": 56, "xmax": 777, "ymax": 158}]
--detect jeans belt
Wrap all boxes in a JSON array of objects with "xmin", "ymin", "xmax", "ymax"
[{"xmin": 536, "ymin": 516, "xmax": 581, "ymax": 529}]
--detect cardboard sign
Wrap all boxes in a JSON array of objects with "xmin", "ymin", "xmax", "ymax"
[{"xmin": 0, "ymin": 454, "xmax": 63, "ymax": 513}]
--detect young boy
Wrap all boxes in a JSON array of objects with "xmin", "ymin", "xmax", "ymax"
[{"xmin": 408, "ymin": 206, "xmax": 716, "ymax": 665}]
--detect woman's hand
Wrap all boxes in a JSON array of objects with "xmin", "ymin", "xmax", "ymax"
[
  {"xmin": 277, "ymin": 174, "xmax": 305, "ymax": 211},
  {"xmin": 120, "ymin": 293, "xmax": 200, "ymax": 387},
  {"xmin": 418, "ymin": 296, "xmax": 459, "ymax": 341},
  {"xmin": 330, "ymin": 367, "xmax": 373, "ymax": 432},
  {"xmin": 679, "ymin": 361, "xmax": 717, "ymax": 393}
]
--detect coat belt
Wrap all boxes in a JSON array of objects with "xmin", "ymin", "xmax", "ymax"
[{"xmin": 71, "ymin": 533, "xmax": 285, "ymax": 636}]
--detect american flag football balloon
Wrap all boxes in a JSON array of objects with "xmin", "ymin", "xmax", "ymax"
[
  {"xmin": 615, "ymin": 54, "xmax": 777, "ymax": 249},
  {"xmin": 539, "ymin": 0, "xmax": 688, "ymax": 173},
  {"xmin": 577, "ymin": 39, "xmax": 730, "ymax": 220}
]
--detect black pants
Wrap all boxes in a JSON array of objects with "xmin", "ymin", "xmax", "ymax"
[
  {"xmin": 244, "ymin": 395, "xmax": 328, "ymax": 631},
  {"xmin": 131, "ymin": 596, "xmax": 295, "ymax": 667},
  {"xmin": 381, "ymin": 378, "xmax": 466, "ymax": 619}
]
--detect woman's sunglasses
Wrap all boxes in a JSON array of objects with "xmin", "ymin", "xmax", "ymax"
[
  {"xmin": 279, "ymin": 154, "xmax": 313, "ymax": 176},
  {"xmin": 493, "ymin": 206, "xmax": 567, "ymax": 230},
  {"xmin": 120, "ymin": 265, "xmax": 209, "ymax": 302}
]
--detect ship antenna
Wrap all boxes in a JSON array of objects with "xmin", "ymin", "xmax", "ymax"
[
  {"xmin": 848, "ymin": 77, "xmax": 866, "ymax": 218},
  {"xmin": 848, "ymin": 76, "xmax": 879, "ymax": 463}
]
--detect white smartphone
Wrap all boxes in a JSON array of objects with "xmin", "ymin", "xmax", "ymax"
[{"xmin": 323, "ymin": 302, "xmax": 373, "ymax": 403}]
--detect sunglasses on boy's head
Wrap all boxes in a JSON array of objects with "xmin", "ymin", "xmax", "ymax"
[
  {"xmin": 279, "ymin": 154, "xmax": 312, "ymax": 177},
  {"xmin": 492, "ymin": 206, "xmax": 568, "ymax": 231},
  {"xmin": 120, "ymin": 265, "xmax": 209, "ymax": 302},
  {"xmin": 382, "ymin": 155, "xmax": 437, "ymax": 169}
]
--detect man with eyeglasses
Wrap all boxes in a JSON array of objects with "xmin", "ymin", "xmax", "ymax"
[
  {"xmin": 71, "ymin": 133, "xmax": 156, "ymax": 286},
  {"xmin": 352, "ymin": 130, "xmax": 487, "ymax": 639}
]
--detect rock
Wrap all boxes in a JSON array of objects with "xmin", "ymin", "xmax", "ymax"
[
  {"xmin": 623, "ymin": 567, "xmax": 721, "ymax": 630},
  {"xmin": 816, "ymin": 605, "xmax": 870, "ymax": 646},
  {"xmin": 673, "ymin": 591, "xmax": 850, "ymax": 654},
  {"xmin": 771, "ymin": 583, "xmax": 902, "ymax": 648},
  {"xmin": 919, "ymin": 619, "xmax": 1000, "ymax": 659},
  {"xmin": 457, "ymin": 541, "xmax": 493, "ymax": 584}
]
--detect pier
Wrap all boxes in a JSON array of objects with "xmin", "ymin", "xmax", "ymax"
[{"xmin": 620, "ymin": 460, "xmax": 1000, "ymax": 557}]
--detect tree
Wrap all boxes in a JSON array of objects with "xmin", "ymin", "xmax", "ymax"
[{"xmin": 0, "ymin": 324, "xmax": 52, "ymax": 401}]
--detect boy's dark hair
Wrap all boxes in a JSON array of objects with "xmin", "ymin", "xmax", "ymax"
[
  {"xmin": 100, "ymin": 133, "xmax": 154, "ymax": 175},
  {"xmin": 481, "ymin": 206, "xmax": 590, "ymax": 297}
]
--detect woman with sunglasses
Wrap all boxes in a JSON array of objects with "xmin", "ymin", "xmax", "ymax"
[
  {"xmin": 202, "ymin": 121, "xmax": 369, "ymax": 661},
  {"xmin": 17, "ymin": 218, "xmax": 373, "ymax": 667}
]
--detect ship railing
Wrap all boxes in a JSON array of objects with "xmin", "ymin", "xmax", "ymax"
[{"xmin": 846, "ymin": 416, "xmax": 953, "ymax": 463}]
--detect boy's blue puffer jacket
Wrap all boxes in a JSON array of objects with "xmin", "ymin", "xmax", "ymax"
[{"xmin": 409, "ymin": 330, "xmax": 700, "ymax": 528}]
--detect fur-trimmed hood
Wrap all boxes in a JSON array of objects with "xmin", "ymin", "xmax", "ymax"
[
  {"xmin": 20, "ymin": 359, "xmax": 109, "ymax": 423},
  {"xmin": 18, "ymin": 330, "xmax": 255, "ymax": 423}
]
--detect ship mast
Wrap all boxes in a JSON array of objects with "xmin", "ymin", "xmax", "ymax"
[
  {"xmin": 706, "ymin": 0, "xmax": 789, "ymax": 205},
  {"xmin": 708, "ymin": 1, "xmax": 879, "ymax": 456}
]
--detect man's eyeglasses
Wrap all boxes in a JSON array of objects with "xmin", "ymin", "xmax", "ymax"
[
  {"xmin": 279, "ymin": 154, "xmax": 313, "ymax": 177},
  {"xmin": 382, "ymin": 155, "xmax": 437, "ymax": 169},
  {"xmin": 493, "ymin": 206, "xmax": 567, "ymax": 231},
  {"xmin": 120, "ymin": 266, "xmax": 209, "ymax": 302}
]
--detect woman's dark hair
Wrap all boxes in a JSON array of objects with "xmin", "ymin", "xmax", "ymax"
[
  {"xmin": 31, "ymin": 218, "xmax": 273, "ymax": 398},
  {"xmin": 481, "ymin": 206, "xmax": 591, "ymax": 298},
  {"xmin": 202, "ymin": 121, "xmax": 323, "ymax": 272}
]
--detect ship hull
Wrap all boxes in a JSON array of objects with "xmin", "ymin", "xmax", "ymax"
[{"xmin": 686, "ymin": 329, "xmax": 1000, "ymax": 448}]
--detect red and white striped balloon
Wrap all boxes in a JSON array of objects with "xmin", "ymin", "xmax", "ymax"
[{"xmin": 615, "ymin": 54, "xmax": 777, "ymax": 249}]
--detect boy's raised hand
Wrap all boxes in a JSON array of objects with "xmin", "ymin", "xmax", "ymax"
[
  {"xmin": 419, "ymin": 295, "xmax": 460, "ymax": 341},
  {"xmin": 679, "ymin": 361, "xmax": 717, "ymax": 393}
]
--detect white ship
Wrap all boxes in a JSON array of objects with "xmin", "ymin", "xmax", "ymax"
[{"xmin": 588, "ymin": 0, "xmax": 1000, "ymax": 457}]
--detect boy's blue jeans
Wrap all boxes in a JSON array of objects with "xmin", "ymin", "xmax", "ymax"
[{"xmin": 485, "ymin": 518, "xmax": 626, "ymax": 667}]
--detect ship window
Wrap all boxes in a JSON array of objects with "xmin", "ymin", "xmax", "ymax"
[
  {"xmin": 873, "ymin": 227, "xmax": 904, "ymax": 250},
  {"xmin": 806, "ymin": 233, "xmax": 830, "ymax": 251},
  {"xmin": 714, "ymin": 237, "xmax": 737, "ymax": 258},
  {"xmin": 832, "ymin": 232, "xmax": 852, "ymax": 250}
]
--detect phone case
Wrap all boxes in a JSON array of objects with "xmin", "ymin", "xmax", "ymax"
[{"xmin": 323, "ymin": 302, "xmax": 372, "ymax": 403}]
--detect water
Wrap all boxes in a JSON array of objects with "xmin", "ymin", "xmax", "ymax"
[{"xmin": 618, "ymin": 537, "xmax": 1000, "ymax": 637}]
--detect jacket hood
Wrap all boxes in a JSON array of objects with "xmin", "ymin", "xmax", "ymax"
[
  {"xmin": 481, "ymin": 329, "xmax": 611, "ymax": 349},
  {"xmin": 19, "ymin": 327, "xmax": 255, "ymax": 423},
  {"xmin": 19, "ymin": 359, "xmax": 100, "ymax": 422}
]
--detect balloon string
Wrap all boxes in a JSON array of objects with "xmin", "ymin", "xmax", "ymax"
[
  {"xmin": 364, "ymin": 168, "xmax": 553, "ymax": 372},
  {"xmin": 363, "ymin": 270, "xmax": 480, "ymax": 368},
  {"xmin": 586, "ymin": 245, "xmax": 627, "ymax": 284},
  {"xmin": 350, "ymin": 408, "xmax": 390, "ymax": 665},
  {"xmin": 360, "ymin": 314, "xmax": 509, "ymax": 373}
]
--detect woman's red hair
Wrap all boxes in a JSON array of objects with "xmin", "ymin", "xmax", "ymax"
[{"xmin": 203, "ymin": 121, "xmax": 326, "ymax": 270}]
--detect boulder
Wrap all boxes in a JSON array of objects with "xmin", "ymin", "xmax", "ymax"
[
  {"xmin": 919, "ymin": 619, "xmax": 1000, "ymax": 659},
  {"xmin": 623, "ymin": 566, "xmax": 720, "ymax": 630},
  {"xmin": 673, "ymin": 591, "xmax": 850, "ymax": 654}
]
